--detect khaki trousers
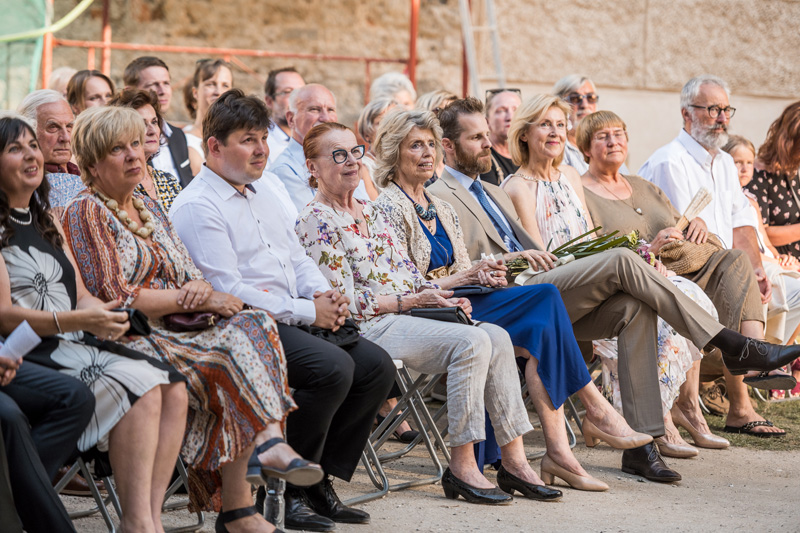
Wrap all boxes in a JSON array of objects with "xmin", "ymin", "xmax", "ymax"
[{"xmin": 524, "ymin": 248, "xmax": 724, "ymax": 436}]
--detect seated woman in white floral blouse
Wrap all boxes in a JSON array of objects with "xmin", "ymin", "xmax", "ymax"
[{"xmin": 295, "ymin": 122, "xmax": 569, "ymax": 505}]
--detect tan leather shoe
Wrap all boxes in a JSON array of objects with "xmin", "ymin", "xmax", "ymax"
[
  {"xmin": 654, "ymin": 437, "xmax": 699, "ymax": 458},
  {"xmin": 672, "ymin": 407, "xmax": 729, "ymax": 449},
  {"xmin": 540, "ymin": 455, "xmax": 608, "ymax": 492},
  {"xmin": 582, "ymin": 418, "xmax": 653, "ymax": 450}
]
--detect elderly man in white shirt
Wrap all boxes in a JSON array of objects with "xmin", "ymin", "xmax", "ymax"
[
  {"xmin": 171, "ymin": 89, "xmax": 395, "ymax": 531},
  {"xmin": 268, "ymin": 84, "xmax": 338, "ymax": 211},
  {"xmin": 639, "ymin": 74, "xmax": 789, "ymax": 437}
]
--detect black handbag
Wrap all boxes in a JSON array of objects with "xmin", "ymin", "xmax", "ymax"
[
  {"xmin": 449, "ymin": 285, "xmax": 501, "ymax": 298},
  {"xmin": 408, "ymin": 307, "xmax": 473, "ymax": 325},
  {"xmin": 113, "ymin": 308, "xmax": 152, "ymax": 336},
  {"xmin": 299, "ymin": 318, "xmax": 361, "ymax": 348}
]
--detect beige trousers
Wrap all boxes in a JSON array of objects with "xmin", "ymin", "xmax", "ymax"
[{"xmin": 524, "ymin": 248, "xmax": 724, "ymax": 436}]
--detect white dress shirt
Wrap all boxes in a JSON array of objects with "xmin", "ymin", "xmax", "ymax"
[
  {"xmin": 169, "ymin": 165, "xmax": 329, "ymax": 325},
  {"xmin": 150, "ymin": 122, "xmax": 183, "ymax": 179},
  {"xmin": 269, "ymin": 138, "xmax": 315, "ymax": 212},
  {"xmin": 267, "ymin": 121, "xmax": 292, "ymax": 166},
  {"xmin": 639, "ymin": 129, "xmax": 756, "ymax": 248}
]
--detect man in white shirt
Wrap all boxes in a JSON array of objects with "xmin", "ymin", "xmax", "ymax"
[
  {"xmin": 170, "ymin": 89, "xmax": 394, "ymax": 531},
  {"xmin": 269, "ymin": 83, "xmax": 337, "ymax": 211},
  {"xmin": 264, "ymin": 67, "xmax": 306, "ymax": 166},
  {"xmin": 429, "ymin": 98, "xmax": 800, "ymax": 478},
  {"xmin": 639, "ymin": 74, "xmax": 788, "ymax": 436},
  {"xmin": 123, "ymin": 56, "xmax": 194, "ymax": 186}
]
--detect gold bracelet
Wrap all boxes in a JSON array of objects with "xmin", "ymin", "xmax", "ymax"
[
  {"xmin": 396, "ymin": 294, "xmax": 404, "ymax": 313},
  {"xmin": 53, "ymin": 311, "xmax": 63, "ymax": 334}
]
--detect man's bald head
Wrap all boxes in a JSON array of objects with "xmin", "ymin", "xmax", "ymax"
[{"xmin": 286, "ymin": 84, "xmax": 337, "ymax": 142}]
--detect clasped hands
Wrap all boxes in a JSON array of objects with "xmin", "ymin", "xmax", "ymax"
[{"xmin": 312, "ymin": 290, "xmax": 351, "ymax": 331}]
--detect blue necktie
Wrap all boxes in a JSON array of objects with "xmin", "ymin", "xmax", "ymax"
[{"xmin": 469, "ymin": 180, "xmax": 523, "ymax": 252}]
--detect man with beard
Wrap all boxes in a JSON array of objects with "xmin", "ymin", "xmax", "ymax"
[
  {"xmin": 264, "ymin": 67, "xmax": 306, "ymax": 166},
  {"xmin": 429, "ymin": 98, "xmax": 800, "ymax": 479},
  {"xmin": 478, "ymin": 89, "xmax": 521, "ymax": 185},
  {"xmin": 640, "ymin": 75, "xmax": 787, "ymax": 437}
]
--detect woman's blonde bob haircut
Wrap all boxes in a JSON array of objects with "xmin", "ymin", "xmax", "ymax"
[
  {"xmin": 508, "ymin": 94, "xmax": 571, "ymax": 168},
  {"xmin": 72, "ymin": 106, "xmax": 145, "ymax": 185},
  {"xmin": 372, "ymin": 108, "xmax": 443, "ymax": 189},
  {"xmin": 575, "ymin": 110, "xmax": 627, "ymax": 163}
]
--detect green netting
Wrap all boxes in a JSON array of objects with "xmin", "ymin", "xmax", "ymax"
[{"xmin": 0, "ymin": 0, "xmax": 46, "ymax": 110}]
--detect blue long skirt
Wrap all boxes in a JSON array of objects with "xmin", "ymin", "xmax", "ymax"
[{"xmin": 469, "ymin": 283, "xmax": 590, "ymax": 410}]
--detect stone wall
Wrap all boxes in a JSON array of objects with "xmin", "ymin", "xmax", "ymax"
[{"xmin": 49, "ymin": 0, "xmax": 799, "ymax": 167}]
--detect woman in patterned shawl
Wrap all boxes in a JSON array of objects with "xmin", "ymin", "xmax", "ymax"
[{"xmin": 63, "ymin": 106, "xmax": 317, "ymax": 531}]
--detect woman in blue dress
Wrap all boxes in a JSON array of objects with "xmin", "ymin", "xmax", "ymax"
[{"xmin": 373, "ymin": 109, "xmax": 653, "ymax": 491}]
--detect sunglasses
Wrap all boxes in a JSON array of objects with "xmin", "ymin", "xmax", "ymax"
[
  {"xmin": 565, "ymin": 93, "xmax": 599, "ymax": 105},
  {"xmin": 485, "ymin": 88, "xmax": 521, "ymax": 104}
]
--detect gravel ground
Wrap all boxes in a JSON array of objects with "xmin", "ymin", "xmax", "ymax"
[{"xmin": 62, "ymin": 428, "xmax": 800, "ymax": 532}]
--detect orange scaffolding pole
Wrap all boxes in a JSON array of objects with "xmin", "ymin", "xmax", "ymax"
[{"xmin": 44, "ymin": 0, "xmax": 420, "ymax": 100}]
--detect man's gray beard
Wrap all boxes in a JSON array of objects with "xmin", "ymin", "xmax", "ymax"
[{"xmin": 690, "ymin": 122, "xmax": 728, "ymax": 151}]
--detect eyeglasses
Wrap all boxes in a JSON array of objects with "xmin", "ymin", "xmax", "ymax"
[
  {"xmin": 565, "ymin": 93, "xmax": 599, "ymax": 105},
  {"xmin": 689, "ymin": 104, "xmax": 736, "ymax": 119},
  {"xmin": 485, "ymin": 88, "xmax": 521, "ymax": 104},
  {"xmin": 329, "ymin": 145, "xmax": 366, "ymax": 164},
  {"xmin": 593, "ymin": 130, "xmax": 627, "ymax": 143}
]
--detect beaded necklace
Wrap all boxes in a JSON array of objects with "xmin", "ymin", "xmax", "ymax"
[
  {"xmin": 92, "ymin": 188, "xmax": 156, "ymax": 238},
  {"xmin": 395, "ymin": 183, "xmax": 437, "ymax": 221}
]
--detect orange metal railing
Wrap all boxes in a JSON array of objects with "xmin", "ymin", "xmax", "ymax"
[{"xmin": 42, "ymin": 0, "xmax": 420, "ymax": 102}]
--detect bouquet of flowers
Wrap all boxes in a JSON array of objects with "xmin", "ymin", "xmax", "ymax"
[{"xmin": 507, "ymin": 227, "xmax": 640, "ymax": 278}]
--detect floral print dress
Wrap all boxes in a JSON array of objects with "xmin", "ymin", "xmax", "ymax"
[
  {"xmin": 63, "ymin": 192, "xmax": 296, "ymax": 511},
  {"xmin": 1, "ymin": 208, "xmax": 181, "ymax": 454},
  {"xmin": 295, "ymin": 200, "xmax": 434, "ymax": 332},
  {"xmin": 523, "ymin": 176, "xmax": 716, "ymax": 415}
]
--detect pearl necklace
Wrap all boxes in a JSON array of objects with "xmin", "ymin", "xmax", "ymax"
[
  {"xmin": 9, "ymin": 208, "xmax": 32, "ymax": 226},
  {"xmin": 93, "ymin": 188, "xmax": 156, "ymax": 238}
]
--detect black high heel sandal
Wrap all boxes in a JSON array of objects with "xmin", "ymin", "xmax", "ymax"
[
  {"xmin": 245, "ymin": 437, "xmax": 324, "ymax": 487},
  {"xmin": 215, "ymin": 506, "xmax": 286, "ymax": 533}
]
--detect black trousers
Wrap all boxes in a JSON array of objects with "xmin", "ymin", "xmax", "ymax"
[
  {"xmin": 277, "ymin": 324, "xmax": 395, "ymax": 481},
  {"xmin": 0, "ymin": 361, "xmax": 95, "ymax": 533},
  {"xmin": 0, "ymin": 427, "xmax": 22, "ymax": 533}
]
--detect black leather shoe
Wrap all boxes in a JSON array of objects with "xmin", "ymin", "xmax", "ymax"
[
  {"xmin": 304, "ymin": 476, "xmax": 369, "ymax": 524},
  {"xmin": 284, "ymin": 486, "xmax": 336, "ymax": 532},
  {"xmin": 722, "ymin": 338, "xmax": 800, "ymax": 375},
  {"xmin": 496, "ymin": 466, "xmax": 562, "ymax": 501},
  {"xmin": 621, "ymin": 442, "xmax": 682, "ymax": 483},
  {"xmin": 441, "ymin": 467, "xmax": 513, "ymax": 505}
]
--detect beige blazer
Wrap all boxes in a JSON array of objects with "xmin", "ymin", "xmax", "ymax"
[{"xmin": 427, "ymin": 169, "xmax": 540, "ymax": 259}]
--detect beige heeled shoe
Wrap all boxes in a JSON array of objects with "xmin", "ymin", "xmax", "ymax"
[
  {"xmin": 671, "ymin": 408, "xmax": 730, "ymax": 449},
  {"xmin": 654, "ymin": 436, "xmax": 699, "ymax": 458},
  {"xmin": 540, "ymin": 455, "xmax": 609, "ymax": 492},
  {"xmin": 581, "ymin": 418, "xmax": 653, "ymax": 450}
]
